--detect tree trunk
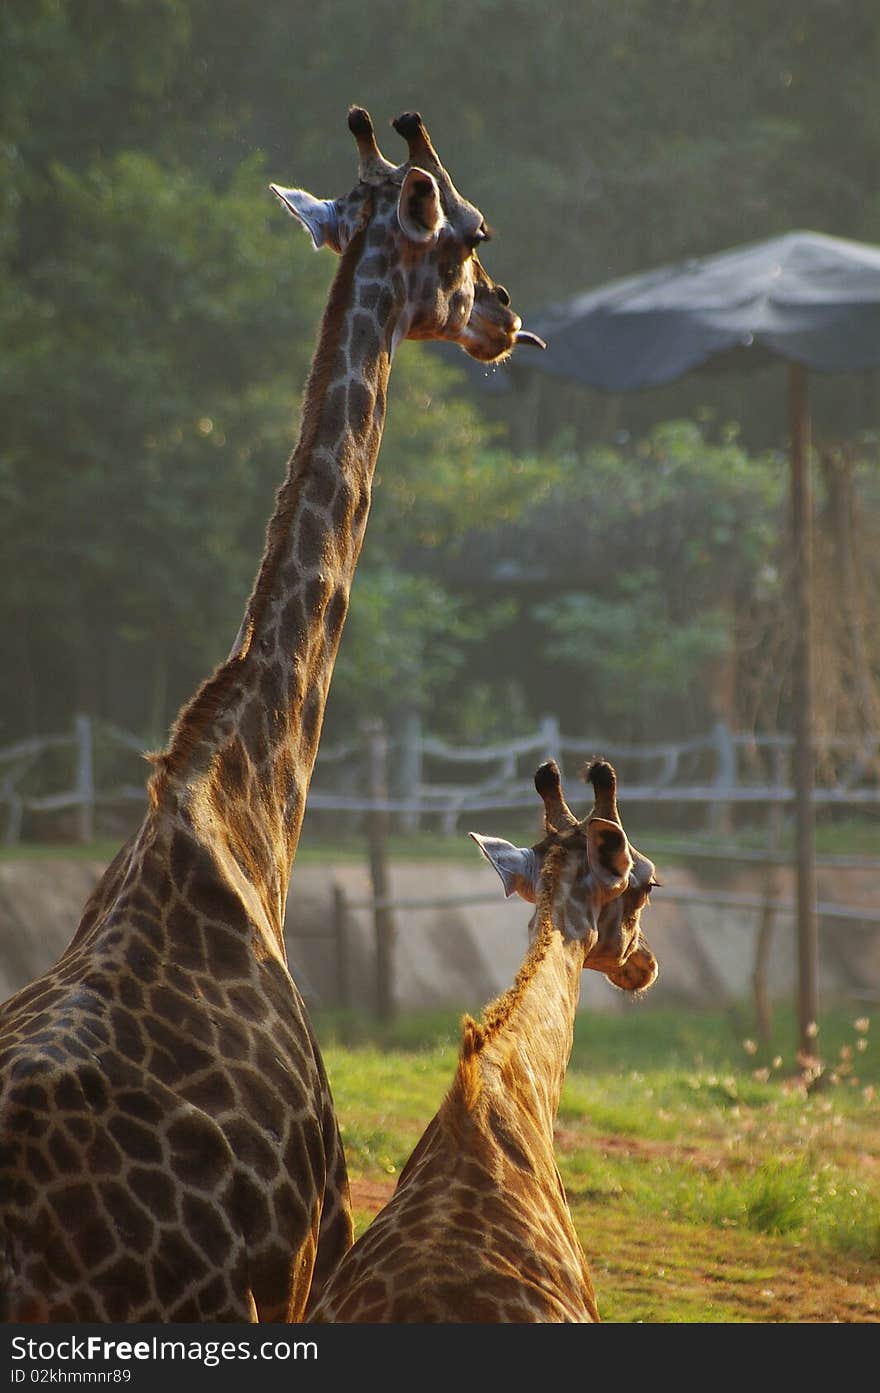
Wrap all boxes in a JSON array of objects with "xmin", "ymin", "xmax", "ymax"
[{"xmin": 819, "ymin": 444, "xmax": 880, "ymax": 772}]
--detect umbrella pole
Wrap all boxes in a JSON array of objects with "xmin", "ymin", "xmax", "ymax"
[{"xmin": 788, "ymin": 362, "xmax": 820, "ymax": 1068}]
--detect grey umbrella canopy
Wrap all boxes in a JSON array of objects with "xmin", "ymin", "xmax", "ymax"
[
  {"xmin": 518, "ymin": 230, "xmax": 880, "ymax": 389},
  {"xmin": 496, "ymin": 230, "xmax": 880, "ymax": 1061}
]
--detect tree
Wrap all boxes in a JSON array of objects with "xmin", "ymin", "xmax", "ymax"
[
  {"xmin": 3, "ymin": 0, "xmax": 878, "ymax": 759},
  {"xmin": 0, "ymin": 148, "xmax": 328, "ymax": 738},
  {"xmin": 459, "ymin": 420, "xmax": 786, "ymax": 740}
]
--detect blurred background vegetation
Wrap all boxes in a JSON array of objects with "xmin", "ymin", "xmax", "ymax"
[{"xmin": 2, "ymin": 0, "xmax": 879, "ymax": 772}]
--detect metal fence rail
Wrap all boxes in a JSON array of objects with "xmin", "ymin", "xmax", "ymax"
[
  {"xmin": 3, "ymin": 715, "xmax": 876, "ymax": 1026},
  {"xmin": 1, "ymin": 713, "xmax": 878, "ymax": 844},
  {"xmin": 335, "ymin": 885, "xmax": 880, "ymax": 927}
]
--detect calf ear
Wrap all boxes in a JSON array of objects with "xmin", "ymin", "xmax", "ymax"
[
  {"xmin": 270, "ymin": 186, "xmax": 341, "ymax": 251},
  {"xmin": 397, "ymin": 167, "xmax": 445, "ymax": 243},
  {"xmin": 468, "ymin": 834, "xmax": 539, "ymax": 902},
  {"xmin": 586, "ymin": 817, "xmax": 633, "ymax": 892}
]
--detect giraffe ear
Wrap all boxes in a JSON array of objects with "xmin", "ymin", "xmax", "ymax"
[
  {"xmin": 468, "ymin": 834, "xmax": 539, "ymax": 902},
  {"xmin": 270, "ymin": 186, "xmax": 341, "ymax": 252},
  {"xmin": 585, "ymin": 818, "xmax": 633, "ymax": 892},
  {"xmin": 397, "ymin": 167, "xmax": 445, "ymax": 244}
]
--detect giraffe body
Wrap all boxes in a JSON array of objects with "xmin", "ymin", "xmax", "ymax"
[
  {"xmin": 0, "ymin": 108, "xmax": 540, "ymax": 1322},
  {"xmin": 310, "ymin": 761, "xmax": 659, "ymax": 1323},
  {"xmin": 310, "ymin": 934, "xmax": 599, "ymax": 1323},
  {"xmin": 0, "ymin": 821, "xmax": 347, "ymax": 1322}
]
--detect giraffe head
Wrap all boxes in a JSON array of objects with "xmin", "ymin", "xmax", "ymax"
[
  {"xmin": 470, "ymin": 759, "xmax": 659, "ymax": 992},
  {"xmin": 270, "ymin": 106, "xmax": 545, "ymax": 363}
]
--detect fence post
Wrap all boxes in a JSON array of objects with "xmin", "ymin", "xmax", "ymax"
[
  {"xmin": 538, "ymin": 713, "xmax": 562, "ymax": 766},
  {"xmin": 394, "ymin": 705, "xmax": 423, "ymax": 835},
  {"xmin": 363, "ymin": 719, "xmax": 396, "ymax": 1022},
  {"xmin": 74, "ymin": 714, "xmax": 94, "ymax": 845},
  {"xmin": 708, "ymin": 718, "xmax": 735, "ymax": 837},
  {"xmin": 332, "ymin": 882, "xmax": 350, "ymax": 1010},
  {"xmin": 4, "ymin": 792, "xmax": 23, "ymax": 846},
  {"xmin": 752, "ymin": 744, "xmax": 786, "ymax": 1043}
]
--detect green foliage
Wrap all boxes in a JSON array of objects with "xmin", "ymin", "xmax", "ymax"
[
  {"xmin": 238, "ymin": 0, "xmax": 880, "ymax": 306},
  {"xmin": 367, "ymin": 348, "xmax": 552, "ymax": 553},
  {"xmin": 519, "ymin": 420, "xmax": 786, "ymax": 731},
  {"xmin": 3, "ymin": 1, "xmax": 879, "ymax": 754},
  {"xmin": 328, "ymin": 565, "xmax": 509, "ymax": 718},
  {"xmin": 538, "ymin": 418, "xmax": 784, "ymax": 601},
  {"xmin": 537, "ymin": 580, "xmax": 728, "ymax": 725},
  {"xmin": 1, "ymin": 144, "xmax": 328, "ymax": 737},
  {"xmin": 332, "ymin": 566, "xmax": 514, "ymax": 716}
]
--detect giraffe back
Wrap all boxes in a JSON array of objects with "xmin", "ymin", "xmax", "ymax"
[
  {"xmin": 0, "ymin": 811, "xmax": 352, "ymax": 1322},
  {"xmin": 309, "ymin": 1053, "xmax": 598, "ymax": 1323}
]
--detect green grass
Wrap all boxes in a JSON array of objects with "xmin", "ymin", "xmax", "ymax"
[
  {"xmin": 4, "ymin": 808, "xmax": 877, "ymax": 865},
  {"xmin": 317, "ymin": 1000, "xmax": 880, "ymax": 1087},
  {"xmin": 314, "ymin": 1002, "xmax": 880, "ymax": 1321}
]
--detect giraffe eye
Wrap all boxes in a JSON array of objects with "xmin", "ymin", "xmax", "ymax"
[{"xmin": 467, "ymin": 223, "xmax": 491, "ymax": 253}]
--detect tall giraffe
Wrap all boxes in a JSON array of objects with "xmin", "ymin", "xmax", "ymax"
[
  {"xmin": 0, "ymin": 108, "xmax": 543, "ymax": 1324},
  {"xmin": 309, "ymin": 760, "xmax": 659, "ymax": 1323}
]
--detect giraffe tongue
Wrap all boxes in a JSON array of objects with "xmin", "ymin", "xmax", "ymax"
[{"xmin": 514, "ymin": 330, "xmax": 547, "ymax": 349}]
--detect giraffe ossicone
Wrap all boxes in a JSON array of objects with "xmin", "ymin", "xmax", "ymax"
[
  {"xmin": 309, "ymin": 762, "xmax": 660, "ymax": 1324},
  {"xmin": 0, "ymin": 107, "xmax": 537, "ymax": 1323}
]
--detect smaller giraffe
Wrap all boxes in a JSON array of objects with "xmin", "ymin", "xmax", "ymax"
[{"xmin": 308, "ymin": 758, "xmax": 659, "ymax": 1323}]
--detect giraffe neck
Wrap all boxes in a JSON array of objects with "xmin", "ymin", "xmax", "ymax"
[
  {"xmin": 479, "ymin": 933, "xmax": 582, "ymax": 1140},
  {"xmin": 151, "ymin": 207, "xmax": 401, "ymax": 944},
  {"xmin": 450, "ymin": 914, "xmax": 583, "ymax": 1152}
]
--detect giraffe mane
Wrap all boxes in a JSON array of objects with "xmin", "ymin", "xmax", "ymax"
[
  {"xmin": 148, "ymin": 207, "xmax": 373, "ymax": 807},
  {"xmin": 445, "ymin": 844, "xmax": 564, "ymax": 1115}
]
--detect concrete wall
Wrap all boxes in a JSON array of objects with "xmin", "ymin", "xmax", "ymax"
[
  {"xmin": 285, "ymin": 858, "xmax": 879, "ymax": 1015},
  {"xmin": 3, "ymin": 853, "xmax": 876, "ymax": 1015}
]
